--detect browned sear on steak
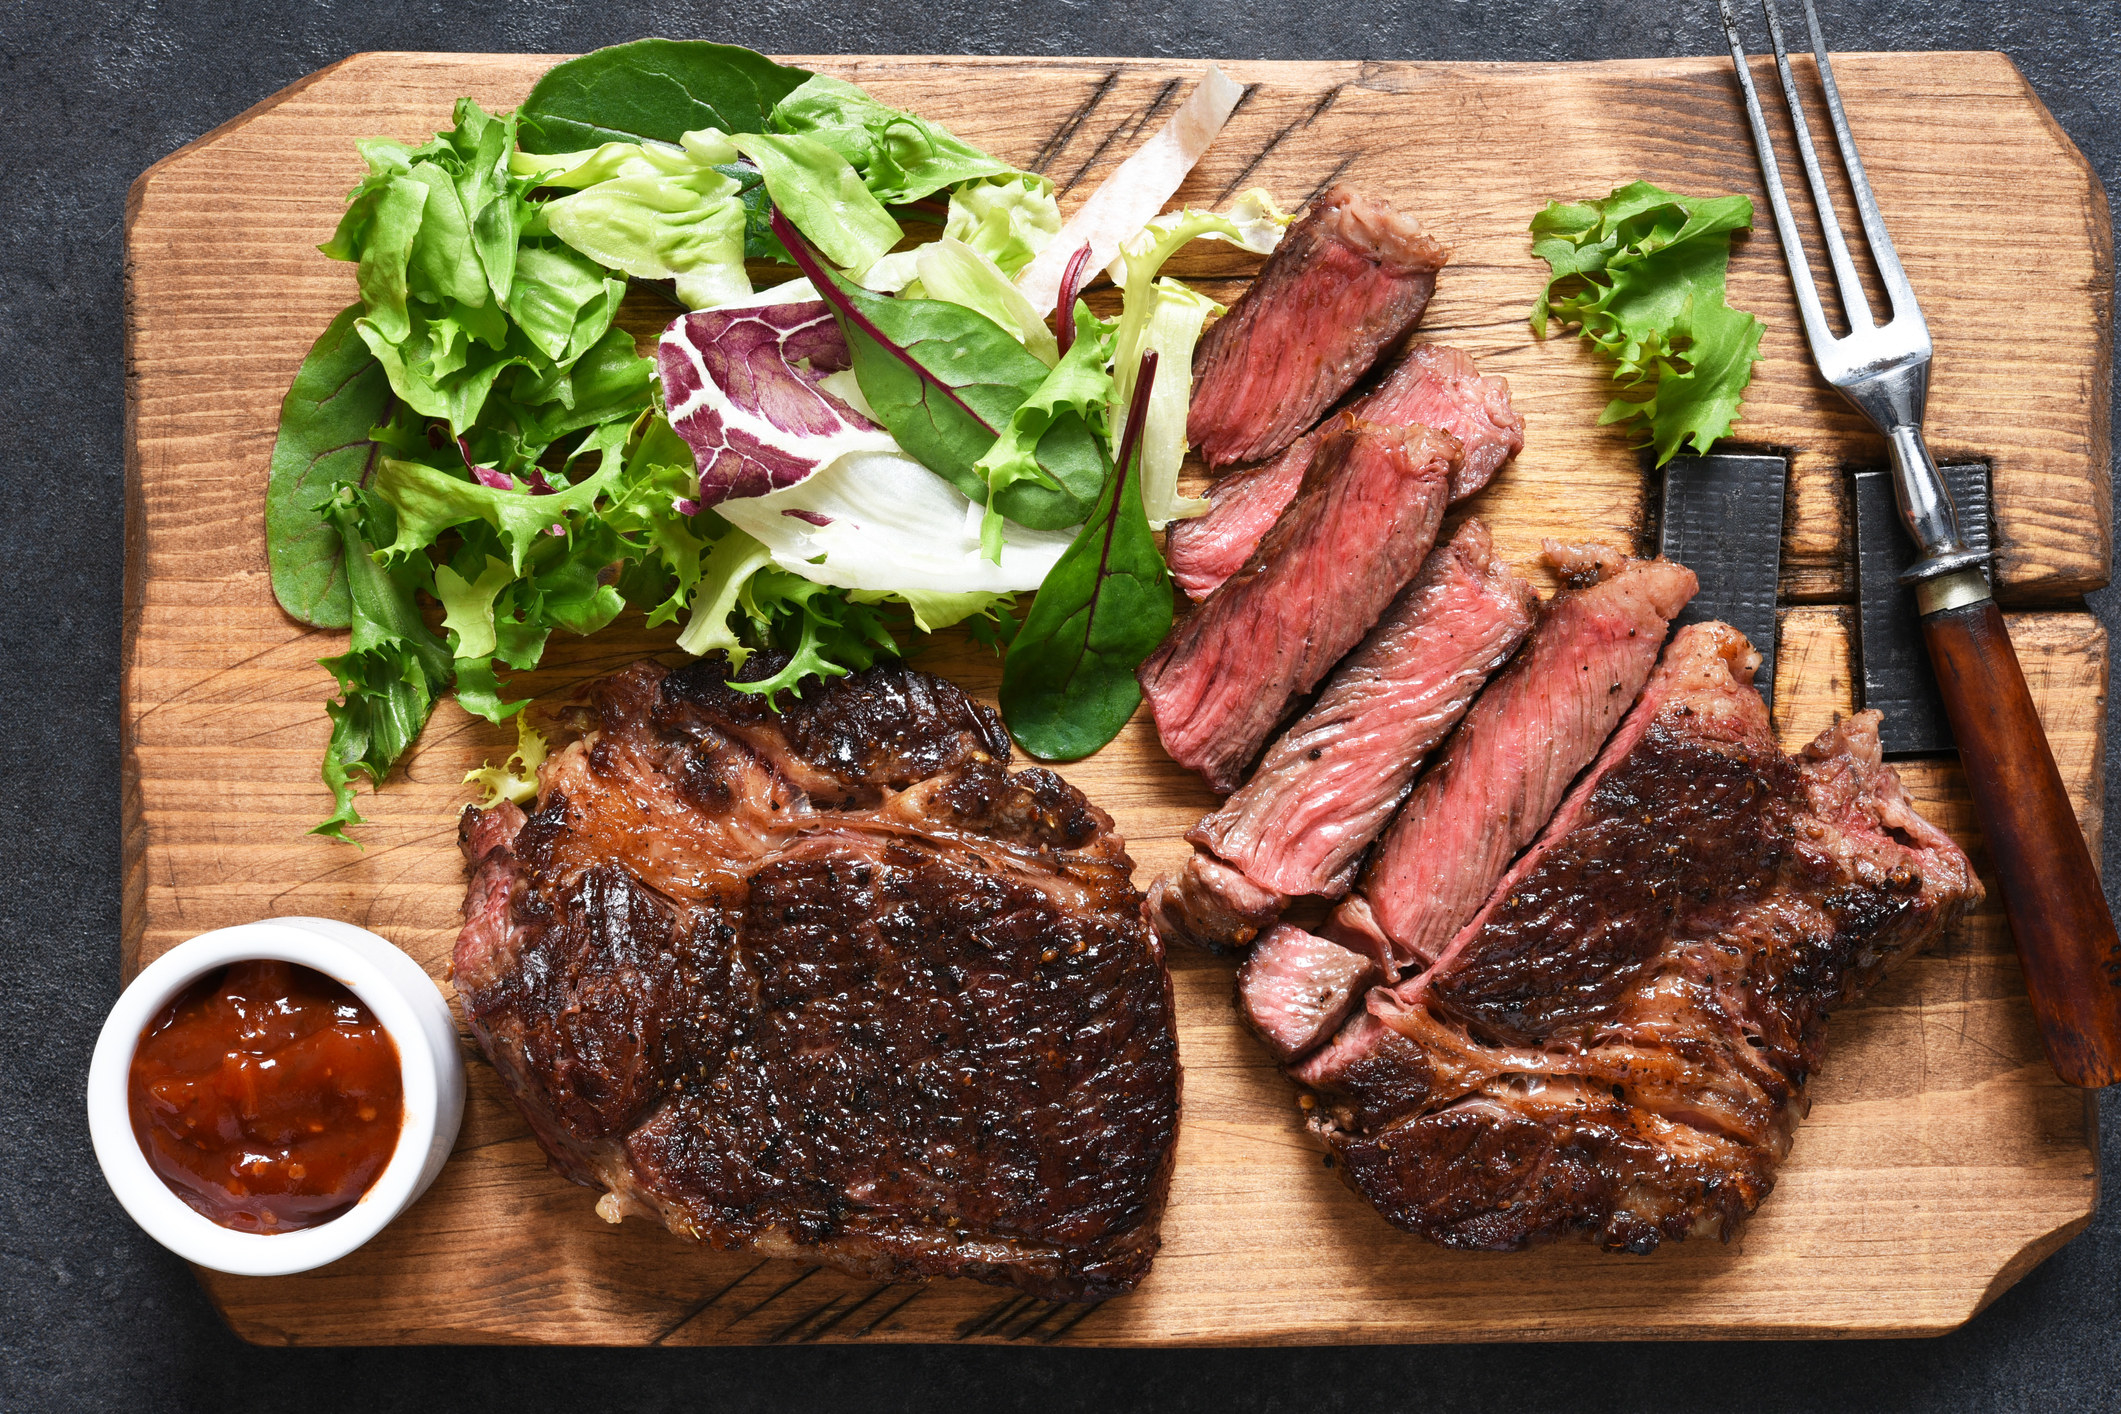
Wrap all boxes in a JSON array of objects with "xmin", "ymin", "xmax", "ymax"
[
  {"xmin": 453, "ymin": 655, "xmax": 1181, "ymax": 1301},
  {"xmin": 1273, "ymin": 623, "xmax": 1981, "ymax": 1252}
]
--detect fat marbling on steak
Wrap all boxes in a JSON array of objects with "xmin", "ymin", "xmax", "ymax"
[
  {"xmin": 1281, "ymin": 622, "xmax": 1980, "ymax": 1251},
  {"xmin": 1146, "ymin": 520, "xmax": 1537, "ymax": 951},
  {"xmin": 1186, "ymin": 185, "xmax": 1449, "ymax": 469},
  {"xmin": 1169, "ymin": 344, "xmax": 1525, "ymax": 601},
  {"xmin": 453, "ymin": 654, "xmax": 1180, "ymax": 1302}
]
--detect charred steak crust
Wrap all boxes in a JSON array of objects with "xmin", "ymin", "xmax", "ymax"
[
  {"xmin": 454, "ymin": 655, "xmax": 1181, "ymax": 1301},
  {"xmin": 1288, "ymin": 624, "xmax": 1981, "ymax": 1253}
]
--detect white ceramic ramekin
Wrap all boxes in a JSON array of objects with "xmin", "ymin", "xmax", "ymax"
[{"xmin": 87, "ymin": 917, "xmax": 464, "ymax": 1276}]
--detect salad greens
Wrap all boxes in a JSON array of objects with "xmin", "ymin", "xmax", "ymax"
[
  {"xmin": 1529, "ymin": 180, "xmax": 1765, "ymax": 466},
  {"xmin": 1000, "ymin": 351, "xmax": 1174, "ymax": 761},
  {"xmin": 269, "ymin": 39, "xmax": 1275, "ymax": 836},
  {"xmin": 515, "ymin": 39, "xmax": 811, "ymax": 151}
]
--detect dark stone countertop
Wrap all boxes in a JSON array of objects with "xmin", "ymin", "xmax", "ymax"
[{"xmin": 4, "ymin": 3, "xmax": 2114, "ymax": 1409}]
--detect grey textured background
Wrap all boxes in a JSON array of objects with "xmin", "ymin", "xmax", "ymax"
[{"xmin": 4, "ymin": 2, "xmax": 2115, "ymax": 1409}]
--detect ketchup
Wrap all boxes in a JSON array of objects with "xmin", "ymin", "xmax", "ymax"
[{"xmin": 127, "ymin": 960, "xmax": 404, "ymax": 1233}]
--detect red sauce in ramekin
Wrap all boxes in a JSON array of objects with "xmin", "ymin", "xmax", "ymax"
[{"xmin": 126, "ymin": 960, "xmax": 404, "ymax": 1233}]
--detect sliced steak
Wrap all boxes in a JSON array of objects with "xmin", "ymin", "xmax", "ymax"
[
  {"xmin": 1238, "ymin": 925, "xmax": 1383, "ymax": 1063},
  {"xmin": 1187, "ymin": 186, "xmax": 1449, "ymax": 468},
  {"xmin": 1329, "ymin": 545, "xmax": 1697, "ymax": 971},
  {"xmin": 1169, "ymin": 344, "xmax": 1523, "ymax": 601},
  {"xmin": 1290, "ymin": 623, "xmax": 1980, "ymax": 1252},
  {"xmin": 1139, "ymin": 420, "xmax": 1455, "ymax": 793},
  {"xmin": 1148, "ymin": 521, "xmax": 1536, "ymax": 951},
  {"xmin": 453, "ymin": 655, "xmax": 1181, "ymax": 1302}
]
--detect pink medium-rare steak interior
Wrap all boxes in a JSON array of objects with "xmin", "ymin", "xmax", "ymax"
[
  {"xmin": 1147, "ymin": 519, "xmax": 1536, "ymax": 953},
  {"xmin": 1186, "ymin": 185, "xmax": 1449, "ymax": 468},
  {"xmin": 452, "ymin": 655, "xmax": 1180, "ymax": 1302},
  {"xmin": 1238, "ymin": 925, "xmax": 1384, "ymax": 1063},
  {"xmin": 1167, "ymin": 343, "xmax": 1524, "ymax": 601},
  {"xmin": 1328, "ymin": 545, "xmax": 1698, "ymax": 971},
  {"xmin": 1139, "ymin": 420, "xmax": 1455, "ymax": 793},
  {"xmin": 1285, "ymin": 623, "xmax": 1981, "ymax": 1253}
]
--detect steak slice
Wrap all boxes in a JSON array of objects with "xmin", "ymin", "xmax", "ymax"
[
  {"xmin": 1329, "ymin": 544, "xmax": 1697, "ymax": 971},
  {"xmin": 1168, "ymin": 344, "xmax": 1524, "ymax": 601},
  {"xmin": 1140, "ymin": 421, "xmax": 1455, "ymax": 793},
  {"xmin": 1147, "ymin": 520, "xmax": 1537, "ymax": 951},
  {"xmin": 1238, "ymin": 925, "xmax": 1383, "ymax": 1063},
  {"xmin": 1187, "ymin": 186, "xmax": 1449, "ymax": 468},
  {"xmin": 453, "ymin": 655, "xmax": 1181, "ymax": 1302},
  {"xmin": 1290, "ymin": 623, "xmax": 1981, "ymax": 1252}
]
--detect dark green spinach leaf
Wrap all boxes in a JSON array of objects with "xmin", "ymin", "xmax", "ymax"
[
  {"xmin": 999, "ymin": 353, "xmax": 1173, "ymax": 761},
  {"xmin": 517, "ymin": 40, "xmax": 812, "ymax": 154},
  {"xmin": 266, "ymin": 304, "xmax": 395, "ymax": 628}
]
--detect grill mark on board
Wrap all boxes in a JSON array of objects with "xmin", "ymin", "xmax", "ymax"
[
  {"xmin": 798, "ymin": 1282, "xmax": 900, "ymax": 1342},
  {"xmin": 845, "ymin": 1284, "xmax": 927, "ymax": 1338},
  {"xmin": 1029, "ymin": 70, "xmax": 1122, "ymax": 175},
  {"xmin": 1302, "ymin": 153, "xmax": 1361, "ymax": 207},
  {"xmin": 1038, "ymin": 1301, "xmax": 1106, "ymax": 1343},
  {"xmin": 956, "ymin": 1292, "xmax": 1037, "ymax": 1339},
  {"xmin": 648, "ymin": 1259, "xmax": 771, "ymax": 1345},
  {"xmin": 1059, "ymin": 77, "xmax": 1184, "ymax": 196},
  {"xmin": 1217, "ymin": 84, "xmax": 1340, "ymax": 202}
]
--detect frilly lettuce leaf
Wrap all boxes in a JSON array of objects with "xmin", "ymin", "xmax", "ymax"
[
  {"xmin": 905, "ymin": 235, "xmax": 1060, "ymax": 366},
  {"xmin": 464, "ymin": 713, "xmax": 548, "ymax": 808},
  {"xmin": 1529, "ymin": 179, "xmax": 1764, "ymax": 465},
  {"xmin": 314, "ymin": 501, "xmax": 455, "ymax": 841},
  {"xmin": 943, "ymin": 173, "xmax": 1061, "ymax": 278},
  {"xmin": 768, "ymin": 74, "xmax": 1018, "ymax": 207}
]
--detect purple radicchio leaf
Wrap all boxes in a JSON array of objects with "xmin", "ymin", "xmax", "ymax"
[
  {"xmin": 657, "ymin": 300, "xmax": 897, "ymax": 508},
  {"xmin": 781, "ymin": 507, "xmax": 834, "ymax": 526}
]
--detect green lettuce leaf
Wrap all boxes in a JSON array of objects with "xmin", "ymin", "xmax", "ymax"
[
  {"xmin": 527, "ymin": 131, "xmax": 753, "ymax": 308},
  {"xmin": 768, "ymin": 74, "xmax": 1015, "ymax": 206},
  {"xmin": 1529, "ymin": 180, "xmax": 1765, "ymax": 465},
  {"xmin": 727, "ymin": 130, "xmax": 901, "ymax": 274},
  {"xmin": 942, "ymin": 173, "xmax": 1060, "ymax": 277},
  {"xmin": 807, "ymin": 263, "xmax": 1103, "ymax": 532},
  {"xmin": 972, "ymin": 306, "xmax": 1116, "ymax": 559},
  {"xmin": 516, "ymin": 39, "xmax": 812, "ymax": 153}
]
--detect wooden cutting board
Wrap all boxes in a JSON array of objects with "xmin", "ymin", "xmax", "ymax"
[{"xmin": 122, "ymin": 49, "xmax": 2112, "ymax": 1345}]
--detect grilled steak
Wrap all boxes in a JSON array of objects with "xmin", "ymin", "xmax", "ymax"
[
  {"xmin": 1147, "ymin": 521, "xmax": 1536, "ymax": 950},
  {"xmin": 1238, "ymin": 925, "xmax": 1382, "ymax": 1063},
  {"xmin": 1288, "ymin": 623, "xmax": 1981, "ymax": 1252},
  {"xmin": 453, "ymin": 655, "xmax": 1181, "ymax": 1302},
  {"xmin": 1169, "ymin": 344, "xmax": 1523, "ymax": 601},
  {"xmin": 1187, "ymin": 186, "xmax": 1449, "ymax": 468},
  {"xmin": 1329, "ymin": 544, "xmax": 1697, "ymax": 971},
  {"xmin": 1140, "ymin": 420, "xmax": 1455, "ymax": 793}
]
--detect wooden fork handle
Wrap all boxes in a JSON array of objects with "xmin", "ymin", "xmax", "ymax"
[{"xmin": 1922, "ymin": 594, "xmax": 2121, "ymax": 1087}]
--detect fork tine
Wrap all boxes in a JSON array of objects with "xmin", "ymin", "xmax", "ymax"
[
  {"xmin": 1793, "ymin": 0, "xmax": 1924, "ymax": 324},
  {"xmin": 1758, "ymin": 0, "xmax": 1878, "ymax": 332},
  {"xmin": 1716, "ymin": 0, "xmax": 1840, "ymax": 359}
]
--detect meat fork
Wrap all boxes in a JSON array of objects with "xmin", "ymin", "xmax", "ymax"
[{"xmin": 1720, "ymin": 0, "xmax": 2121, "ymax": 1087}]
